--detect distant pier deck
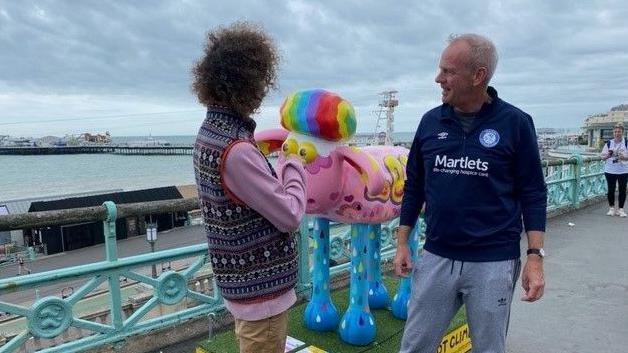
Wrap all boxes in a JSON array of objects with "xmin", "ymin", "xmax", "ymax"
[
  {"xmin": 0, "ymin": 145, "xmax": 194, "ymax": 156},
  {"xmin": 0, "ymin": 135, "xmax": 414, "ymax": 156}
]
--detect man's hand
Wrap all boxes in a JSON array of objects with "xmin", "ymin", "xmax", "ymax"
[
  {"xmin": 521, "ymin": 256, "xmax": 545, "ymax": 302},
  {"xmin": 392, "ymin": 244, "xmax": 413, "ymax": 277}
]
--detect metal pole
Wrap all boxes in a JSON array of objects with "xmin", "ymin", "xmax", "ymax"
[
  {"xmin": 103, "ymin": 201, "xmax": 123, "ymax": 330},
  {"xmin": 150, "ymin": 241, "xmax": 157, "ymax": 278},
  {"xmin": 60, "ymin": 226, "xmax": 65, "ymax": 253},
  {"xmin": 571, "ymin": 154, "xmax": 583, "ymax": 208}
]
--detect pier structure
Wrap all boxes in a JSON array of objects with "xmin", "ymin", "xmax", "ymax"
[
  {"xmin": 0, "ymin": 145, "xmax": 194, "ymax": 156},
  {"xmin": 111, "ymin": 145, "xmax": 193, "ymax": 156}
]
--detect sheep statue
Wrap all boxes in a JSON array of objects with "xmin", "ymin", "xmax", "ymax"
[{"xmin": 255, "ymin": 89, "xmax": 413, "ymax": 345}]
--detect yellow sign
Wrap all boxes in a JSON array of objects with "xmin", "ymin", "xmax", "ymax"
[
  {"xmin": 436, "ymin": 324, "xmax": 472, "ymax": 353},
  {"xmin": 296, "ymin": 346, "xmax": 328, "ymax": 353},
  {"xmin": 195, "ymin": 347, "xmax": 208, "ymax": 353}
]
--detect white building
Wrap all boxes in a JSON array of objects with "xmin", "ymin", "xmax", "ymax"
[{"xmin": 583, "ymin": 104, "xmax": 628, "ymax": 148}]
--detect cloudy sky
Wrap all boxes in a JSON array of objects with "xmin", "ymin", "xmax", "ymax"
[{"xmin": 1, "ymin": 0, "xmax": 627, "ymax": 137}]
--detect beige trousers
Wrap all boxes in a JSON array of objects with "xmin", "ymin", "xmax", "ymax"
[{"xmin": 233, "ymin": 311, "xmax": 288, "ymax": 353}]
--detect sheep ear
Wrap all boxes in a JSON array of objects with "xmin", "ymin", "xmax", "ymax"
[
  {"xmin": 254, "ymin": 128, "xmax": 289, "ymax": 156},
  {"xmin": 335, "ymin": 146, "xmax": 385, "ymax": 195}
]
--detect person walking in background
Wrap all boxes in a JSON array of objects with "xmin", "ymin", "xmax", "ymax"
[
  {"xmin": 17, "ymin": 255, "xmax": 30, "ymax": 275},
  {"xmin": 191, "ymin": 22, "xmax": 307, "ymax": 353},
  {"xmin": 601, "ymin": 124, "xmax": 628, "ymax": 217},
  {"xmin": 393, "ymin": 33, "xmax": 547, "ymax": 353}
]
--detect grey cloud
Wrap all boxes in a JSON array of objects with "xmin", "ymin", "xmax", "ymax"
[{"xmin": 1, "ymin": 0, "xmax": 627, "ymax": 136}]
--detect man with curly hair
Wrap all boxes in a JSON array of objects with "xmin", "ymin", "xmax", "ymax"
[{"xmin": 192, "ymin": 22, "xmax": 307, "ymax": 352}]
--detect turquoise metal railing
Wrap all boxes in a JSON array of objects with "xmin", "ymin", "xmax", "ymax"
[
  {"xmin": 0, "ymin": 155, "xmax": 607, "ymax": 352},
  {"xmin": 0, "ymin": 201, "xmax": 222, "ymax": 353},
  {"xmin": 544, "ymin": 155, "xmax": 605, "ymax": 211}
]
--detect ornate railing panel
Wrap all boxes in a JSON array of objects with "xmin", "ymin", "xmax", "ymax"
[
  {"xmin": 0, "ymin": 202, "xmax": 222, "ymax": 353},
  {"xmin": 544, "ymin": 156, "xmax": 605, "ymax": 211},
  {"xmin": 577, "ymin": 157, "xmax": 606, "ymax": 203}
]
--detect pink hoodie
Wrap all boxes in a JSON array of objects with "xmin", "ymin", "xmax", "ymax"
[{"xmin": 221, "ymin": 141, "xmax": 307, "ymax": 321}]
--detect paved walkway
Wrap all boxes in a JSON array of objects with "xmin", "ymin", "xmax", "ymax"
[
  {"xmin": 0, "ymin": 224, "xmax": 207, "ymax": 279},
  {"xmin": 507, "ymin": 201, "xmax": 628, "ymax": 353}
]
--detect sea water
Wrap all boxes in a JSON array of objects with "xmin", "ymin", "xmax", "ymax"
[
  {"xmin": 0, "ymin": 133, "xmax": 416, "ymax": 201},
  {"xmin": 0, "ymin": 136, "xmax": 196, "ymax": 201}
]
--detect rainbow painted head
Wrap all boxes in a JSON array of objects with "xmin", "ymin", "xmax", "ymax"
[{"xmin": 280, "ymin": 89, "xmax": 357, "ymax": 142}]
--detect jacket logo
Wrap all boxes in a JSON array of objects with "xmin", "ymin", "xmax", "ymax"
[
  {"xmin": 437, "ymin": 131, "xmax": 449, "ymax": 140},
  {"xmin": 479, "ymin": 129, "xmax": 500, "ymax": 148},
  {"xmin": 498, "ymin": 297, "xmax": 507, "ymax": 306},
  {"xmin": 435, "ymin": 155, "xmax": 489, "ymax": 171}
]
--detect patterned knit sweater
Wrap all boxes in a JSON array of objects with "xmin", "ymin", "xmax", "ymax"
[{"xmin": 193, "ymin": 107, "xmax": 298, "ymax": 302}]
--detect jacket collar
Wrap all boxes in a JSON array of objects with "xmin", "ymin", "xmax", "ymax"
[
  {"xmin": 206, "ymin": 105, "xmax": 257, "ymax": 139},
  {"xmin": 439, "ymin": 86, "xmax": 500, "ymax": 122}
]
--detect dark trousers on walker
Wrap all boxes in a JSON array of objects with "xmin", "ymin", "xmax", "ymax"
[{"xmin": 605, "ymin": 173, "xmax": 628, "ymax": 208}]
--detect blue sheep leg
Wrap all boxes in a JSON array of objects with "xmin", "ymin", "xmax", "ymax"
[
  {"xmin": 303, "ymin": 217, "xmax": 339, "ymax": 331},
  {"xmin": 338, "ymin": 223, "xmax": 376, "ymax": 345},
  {"xmin": 367, "ymin": 224, "xmax": 389, "ymax": 309}
]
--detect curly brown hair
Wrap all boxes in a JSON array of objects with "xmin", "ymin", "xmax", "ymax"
[{"xmin": 191, "ymin": 22, "xmax": 279, "ymax": 117}]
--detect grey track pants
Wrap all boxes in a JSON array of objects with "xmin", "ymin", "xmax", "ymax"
[{"xmin": 399, "ymin": 250, "xmax": 521, "ymax": 353}]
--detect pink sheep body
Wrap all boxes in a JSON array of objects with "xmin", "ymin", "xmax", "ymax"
[{"xmin": 275, "ymin": 144, "xmax": 409, "ymax": 224}]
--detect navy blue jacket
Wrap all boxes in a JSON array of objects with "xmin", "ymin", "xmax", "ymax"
[{"xmin": 400, "ymin": 87, "xmax": 547, "ymax": 261}]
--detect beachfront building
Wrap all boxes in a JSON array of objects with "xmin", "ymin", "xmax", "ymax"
[
  {"xmin": 21, "ymin": 186, "xmax": 190, "ymax": 254},
  {"xmin": 1, "ymin": 190, "xmax": 123, "ymax": 248},
  {"xmin": 583, "ymin": 104, "xmax": 628, "ymax": 148}
]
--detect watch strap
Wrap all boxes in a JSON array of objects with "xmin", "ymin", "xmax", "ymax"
[{"xmin": 527, "ymin": 248, "xmax": 544, "ymax": 257}]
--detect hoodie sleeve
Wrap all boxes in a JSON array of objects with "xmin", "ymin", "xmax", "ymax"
[
  {"xmin": 399, "ymin": 123, "xmax": 425, "ymax": 228},
  {"xmin": 514, "ymin": 114, "xmax": 547, "ymax": 232},
  {"xmin": 222, "ymin": 141, "xmax": 307, "ymax": 232}
]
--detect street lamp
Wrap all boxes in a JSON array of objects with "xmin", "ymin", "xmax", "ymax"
[{"xmin": 146, "ymin": 223, "xmax": 158, "ymax": 278}]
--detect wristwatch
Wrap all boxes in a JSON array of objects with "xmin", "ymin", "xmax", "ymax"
[{"xmin": 527, "ymin": 248, "xmax": 545, "ymax": 258}]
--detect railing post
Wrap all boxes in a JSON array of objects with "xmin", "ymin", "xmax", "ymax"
[
  {"xmin": 103, "ymin": 201, "xmax": 118, "ymax": 262},
  {"xmin": 103, "ymin": 201, "xmax": 123, "ymax": 330},
  {"xmin": 570, "ymin": 154, "xmax": 582, "ymax": 208},
  {"xmin": 27, "ymin": 246, "xmax": 35, "ymax": 260}
]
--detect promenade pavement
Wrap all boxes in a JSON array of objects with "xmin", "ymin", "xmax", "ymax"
[
  {"xmin": 0, "ymin": 223, "xmax": 207, "ymax": 280},
  {"xmin": 507, "ymin": 201, "xmax": 628, "ymax": 353}
]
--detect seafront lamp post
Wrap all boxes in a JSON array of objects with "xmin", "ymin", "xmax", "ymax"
[{"xmin": 146, "ymin": 223, "xmax": 158, "ymax": 278}]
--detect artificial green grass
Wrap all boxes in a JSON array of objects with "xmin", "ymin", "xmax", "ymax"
[{"xmin": 197, "ymin": 276, "xmax": 466, "ymax": 353}]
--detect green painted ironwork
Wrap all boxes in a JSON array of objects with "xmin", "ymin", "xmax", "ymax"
[
  {"xmin": 544, "ymin": 156, "xmax": 605, "ymax": 211},
  {"xmin": 0, "ymin": 156, "xmax": 607, "ymax": 352},
  {"xmin": 0, "ymin": 202, "xmax": 223, "ymax": 353}
]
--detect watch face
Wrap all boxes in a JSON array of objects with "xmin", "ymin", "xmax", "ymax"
[{"xmin": 539, "ymin": 248, "xmax": 546, "ymax": 257}]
